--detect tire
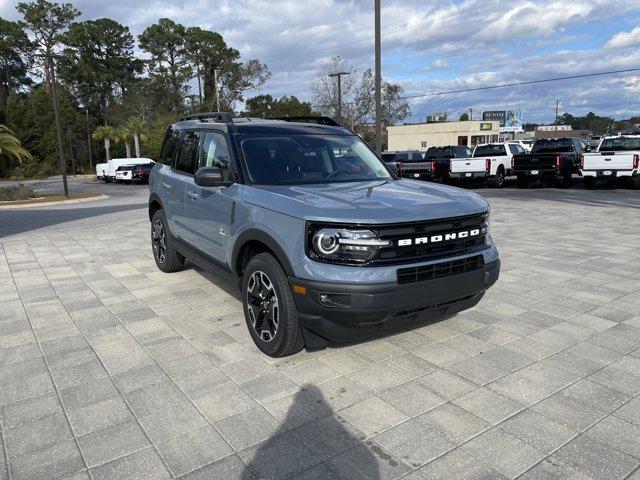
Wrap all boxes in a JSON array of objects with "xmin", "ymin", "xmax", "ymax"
[
  {"xmin": 488, "ymin": 167, "xmax": 505, "ymax": 188},
  {"xmin": 632, "ymin": 178, "xmax": 640, "ymax": 190},
  {"xmin": 517, "ymin": 175, "xmax": 529, "ymax": 189},
  {"xmin": 151, "ymin": 209, "xmax": 184, "ymax": 273},
  {"xmin": 583, "ymin": 177, "xmax": 596, "ymax": 189},
  {"xmin": 558, "ymin": 169, "xmax": 572, "ymax": 188},
  {"xmin": 242, "ymin": 253, "xmax": 304, "ymax": 357}
]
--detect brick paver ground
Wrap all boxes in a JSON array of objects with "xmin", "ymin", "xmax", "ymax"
[{"xmin": 1, "ymin": 188, "xmax": 639, "ymax": 480}]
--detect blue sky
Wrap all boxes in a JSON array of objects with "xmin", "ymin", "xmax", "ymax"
[{"xmin": 3, "ymin": 0, "xmax": 640, "ymax": 123}]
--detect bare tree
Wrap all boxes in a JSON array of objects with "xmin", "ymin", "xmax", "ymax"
[{"xmin": 310, "ymin": 56, "xmax": 356, "ymax": 120}]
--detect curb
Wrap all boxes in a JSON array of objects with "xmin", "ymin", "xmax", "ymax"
[{"xmin": 0, "ymin": 194, "xmax": 110, "ymax": 210}]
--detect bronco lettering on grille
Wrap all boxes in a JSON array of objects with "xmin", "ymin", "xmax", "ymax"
[{"xmin": 396, "ymin": 227, "xmax": 485, "ymax": 247}]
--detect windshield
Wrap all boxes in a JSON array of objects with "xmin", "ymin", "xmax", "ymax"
[
  {"xmin": 381, "ymin": 153, "xmax": 397, "ymax": 162},
  {"xmin": 599, "ymin": 137, "xmax": 640, "ymax": 151},
  {"xmin": 473, "ymin": 144, "xmax": 505, "ymax": 157},
  {"xmin": 531, "ymin": 140, "xmax": 574, "ymax": 153},
  {"xmin": 239, "ymin": 134, "xmax": 393, "ymax": 185}
]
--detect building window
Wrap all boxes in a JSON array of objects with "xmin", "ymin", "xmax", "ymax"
[{"xmin": 420, "ymin": 141, "xmax": 427, "ymax": 148}]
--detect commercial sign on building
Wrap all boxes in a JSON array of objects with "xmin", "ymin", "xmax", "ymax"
[
  {"xmin": 483, "ymin": 109, "xmax": 523, "ymax": 132},
  {"xmin": 480, "ymin": 122, "xmax": 493, "ymax": 131},
  {"xmin": 483, "ymin": 111, "xmax": 506, "ymax": 126}
]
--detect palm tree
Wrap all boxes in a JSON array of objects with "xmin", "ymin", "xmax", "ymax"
[
  {"xmin": 92, "ymin": 126, "xmax": 116, "ymax": 162},
  {"xmin": 126, "ymin": 117, "xmax": 146, "ymax": 158},
  {"xmin": 0, "ymin": 125, "xmax": 32, "ymax": 163},
  {"xmin": 115, "ymin": 126, "xmax": 132, "ymax": 158}
]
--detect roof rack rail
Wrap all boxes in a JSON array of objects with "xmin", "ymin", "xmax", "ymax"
[
  {"xmin": 269, "ymin": 116, "xmax": 342, "ymax": 127},
  {"xmin": 179, "ymin": 112, "xmax": 234, "ymax": 123}
]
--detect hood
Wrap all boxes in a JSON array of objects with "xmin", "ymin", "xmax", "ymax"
[{"xmin": 243, "ymin": 179, "xmax": 489, "ymax": 224}]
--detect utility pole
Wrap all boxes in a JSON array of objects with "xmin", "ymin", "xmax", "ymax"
[
  {"xmin": 554, "ymin": 99, "xmax": 559, "ymax": 138},
  {"xmin": 213, "ymin": 69, "xmax": 221, "ymax": 112},
  {"xmin": 468, "ymin": 107, "xmax": 473, "ymax": 121},
  {"xmin": 38, "ymin": 54, "xmax": 69, "ymax": 197},
  {"xmin": 328, "ymin": 71, "xmax": 350, "ymax": 124},
  {"xmin": 374, "ymin": 0, "xmax": 382, "ymax": 154}
]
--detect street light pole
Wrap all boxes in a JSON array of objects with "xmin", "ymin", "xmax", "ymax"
[
  {"xmin": 374, "ymin": 0, "xmax": 382, "ymax": 154},
  {"xmin": 554, "ymin": 99, "xmax": 559, "ymax": 138},
  {"xmin": 328, "ymin": 71, "xmax": 350, "ymax": 124},
  {"xmin": 44, "ymin": 54, "xmax": 69, "ymax": 197}
]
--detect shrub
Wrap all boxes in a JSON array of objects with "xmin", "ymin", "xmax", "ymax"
[{"xmin": 0, "ymin": 184, "xmax": 36, "ymax": 201}]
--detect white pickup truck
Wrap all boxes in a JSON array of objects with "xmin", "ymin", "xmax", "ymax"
[
  {"xmin": 449, "ymin": 142, "xmax": 527, "ymax": 188},
  {"xmin": 581, "ymin": 136, "xmax": 640, "ymax": 189}
]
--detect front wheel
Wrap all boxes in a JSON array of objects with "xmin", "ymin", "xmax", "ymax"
[{"xmin": 242, "ymin": 253, "xmax": 304, "ymax": 357}]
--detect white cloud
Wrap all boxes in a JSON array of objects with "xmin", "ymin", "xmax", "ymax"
[
  {"xmin": 3, "ymin": 0, "xmax": 640, "ymax": 121},
  {"xmin": 606, "ymin": 26, "xmax": 640, "ymax": 49}
]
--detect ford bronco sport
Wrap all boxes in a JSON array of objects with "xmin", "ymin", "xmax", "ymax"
[{"xmin": 148, "ymin": 113, "xmax": 500, "ymax": 357}]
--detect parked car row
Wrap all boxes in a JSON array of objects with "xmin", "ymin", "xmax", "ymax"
[
  {"xmin": 383, "ymin": 135, "xmax": 639, "ymax": 189},
  {"xmin": 96, "ymin": 158, "xmax": 155, "ymax": 184}
]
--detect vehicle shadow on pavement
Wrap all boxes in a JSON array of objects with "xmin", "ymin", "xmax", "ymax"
[
  {"xmin": 0, "ymin": 202, "xmax": 147, "ymax": 238},
  {"xmin": 241, "ymin": 384, "xmax": 380, "ymax": 480}
]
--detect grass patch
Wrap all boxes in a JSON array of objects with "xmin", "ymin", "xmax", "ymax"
[
  {"xmin": 0, "ymin": 192, "xmax": 103, "ymax": 206},
  {"xmin": 0, "ymin": 184, "xmax": 36, "ymax": 201}
]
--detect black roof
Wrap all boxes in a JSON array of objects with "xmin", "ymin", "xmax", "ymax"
[{"xmin": 173, "ymin": 112, "xmax": 352, "ymax": 136}]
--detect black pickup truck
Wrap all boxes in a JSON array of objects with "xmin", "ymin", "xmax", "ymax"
[
  {"xmin": 511, "ymin": 137, "xmax": 587, "ymax": 188},
  {"xmin": 381, "ymin": 150, "xmax": 434, "ymax": 180},
  {"xmin": 424, "ymin": 145, "xmax": 473, "ymax": 183}
]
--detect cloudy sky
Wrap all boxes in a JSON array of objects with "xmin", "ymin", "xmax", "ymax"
[{"xmin": 3, "ymin": 0, "xmax": 640, "ymax": 123}]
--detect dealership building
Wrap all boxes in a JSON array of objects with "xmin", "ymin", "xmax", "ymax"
[{"xmin": 387, "ymin": 120, "xmax": 501, "ymax": 151}]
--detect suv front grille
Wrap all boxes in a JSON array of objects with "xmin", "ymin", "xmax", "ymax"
[
  {"xmin": 369, "ymin": 213, "xmax": 488, "ymax": 266},
  {"xmin": 397, "ymin": 255, "xmax": 483, "ymax": 285}
]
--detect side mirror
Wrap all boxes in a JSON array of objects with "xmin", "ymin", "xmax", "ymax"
[
  {"xmin": 387, "ymin": 162, "xmax": 399, "ymax": 174},
  {"xmin": 194, "ymin": 166, "xmax": 223, "ymax": 187}
]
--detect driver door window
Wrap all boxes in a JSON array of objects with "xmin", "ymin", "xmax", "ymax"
[{"xmin": 200, "ymin": 131, "xmax": 232, "ymax": 182}]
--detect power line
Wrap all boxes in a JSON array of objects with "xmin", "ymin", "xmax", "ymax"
[{"xmin": 401, "ymin": 67, "xmax": 640, "ymax": 100}]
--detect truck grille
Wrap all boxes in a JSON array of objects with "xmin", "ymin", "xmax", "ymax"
[
  {"xmin": 369, "ymin": 213, "xmax": 488, "ymax": 266},
  {"xmin": 397, "ymin": 255, "xmax": 483, "ymax": 285}
]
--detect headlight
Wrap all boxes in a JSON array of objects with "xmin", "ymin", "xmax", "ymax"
[{"xmin": 310, "ymin": 227, "xmax": 390, "ymax": 264}]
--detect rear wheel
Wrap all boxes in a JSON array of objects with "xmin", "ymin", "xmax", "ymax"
[
  {"xmin": 583, "ymin": 177, "xmax": 596, "ymax": 189},
  {"xmin": 558, "ymin": 169, "xmax": 572, "ymax": 188},
  {"xmin": 151, "ymin": 209, "xmax": 184, "ymax": 273},
  {"xmin": 517, "ymin": 175, "xmax": 529, "ymax": 189},
  {"xmin": 242, "ymin": 253, "xmax": 304, "ymax": 357},
  {"xmin": 488, "ymin": 167, "xmax": 505, "ymax": 188}
]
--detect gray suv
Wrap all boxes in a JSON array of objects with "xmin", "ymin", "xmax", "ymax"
[{"xmin": 148, "ymin": 113, "xmax": 500, "ymax": 357}]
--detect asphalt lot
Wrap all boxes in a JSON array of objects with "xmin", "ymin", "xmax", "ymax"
[{"xmin": 1, "ymin": 178, "xmax": 639, "ymax": 480}]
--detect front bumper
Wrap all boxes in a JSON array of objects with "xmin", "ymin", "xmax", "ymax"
[{"xmin": 289, "ymin": 258, "xmax": 500, "ymax": 346}]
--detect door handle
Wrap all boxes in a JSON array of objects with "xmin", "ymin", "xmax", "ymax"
[
  {"xmin": 161, "ymin": 182, "xmax": 172, "ymax": 190},
  {"xmin": 186, "ymin": 190, "xmax": 199, "ymax": 200}
]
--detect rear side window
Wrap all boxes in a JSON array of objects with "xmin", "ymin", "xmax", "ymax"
[
  {"xmin": 455, "ymin": 146, "xmax": 471, "ymax": 157},
  {"xmin": 474, "ymin": 144, "xmax": 506, "ymax": 157},
  {"xmin": 201, "ymin": 131, "xmax": 233, "ymax": 182},
  {"xmin": 508, "ymin": 144, "xmax": 524, "ymax": 154},
  {"xmin": 175, "ymin": 131, "xmax": 200, "ymax": 175},
  {"xmin": 159, "ymin": 126, "xmax": 180, "ymax": 165}
]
